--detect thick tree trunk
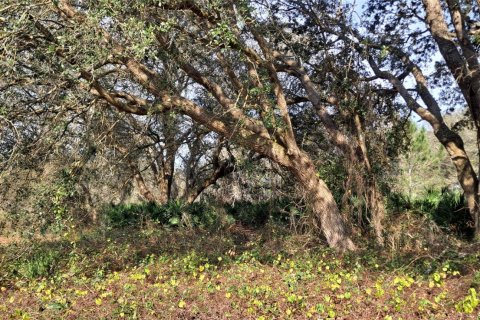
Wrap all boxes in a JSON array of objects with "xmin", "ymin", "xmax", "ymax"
[
  {"xmin": 162, "ymin": 115, "xmax": 177, "ymax": 202},
  {"xmin": 357, "ymin": 122, "xmax": 385, "ymax": 246},
  {"xmin": 157, "ymin": 174, "xmax": 169, "ymax": 204},
  {"xmin": 149, "ymin": 152, "xmax": 175, "ymax": 204},
  {"xmin": 368, "ymin": 45, "xmax": 480, "ymax": 238},
  {"xmin": 422, "ymin": 0, "xmax": 480, "ymax": 237},
  {"xmin": 435, "ymin": 123, "xmax": 480, "ymax": 237},
  {"xmin": 290, "ymin": 154, "xmax": 356, "ymax": 251},
  {"xmin": 132, "ymin": 164, "xmax": 172, "ymax": 205}
]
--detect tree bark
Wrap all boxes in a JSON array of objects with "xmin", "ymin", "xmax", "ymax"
[
  {"xmin": 435, "ymin": 123, "xmax": 480, "ymax": 237},
  {"xmin": 132, "ymin": 167, "xmax": 156, "ymax": 202},
  {"xmin": 156, "ymin": 172, "xmax": 169, "ymax": 204},
  {"xmin": 366, "ymin": 179, "xmax": 385, "ymax": 245},
  {"xmin": 422, "ymin": 0, "xmax": 480, "ymax": 237},
  {"xmin": 278, "ymin": 59, "xmax": 385, "ymax": 245},
  {"xmin": 79, "ymin": 182, "xmax": 98, "ymax": 223},
  {"xmin": 183, "ymin": 160, "xmax": 235, "ymax": 204},
  {"xmin": 161, "ymin": 115, "xmax": 177, "ymax": 203},
  {"xmin": 289, "ymin": 153, "xmax": 357, "ymax": 251},
  {"xmin": 353, "ymin": 113, "xmax": 385, "ymax": 246}
]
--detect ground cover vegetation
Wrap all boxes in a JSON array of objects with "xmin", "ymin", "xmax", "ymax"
[{"xmin": 1, "ymin": 0, "xmax": 480, "ymax": 318}]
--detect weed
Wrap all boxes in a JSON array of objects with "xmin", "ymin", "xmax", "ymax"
[
  {"xmin": 455, "ymin": 288, "xmax": 479, "ymax": 314},
  {"xmin": 13, "ymin": 249, "xmax": 60, "ymax": 279}
]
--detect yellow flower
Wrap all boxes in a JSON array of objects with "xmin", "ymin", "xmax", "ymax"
[
  {"xmin": 178, "ymin": 300, "xmax": 186, "ymax": 308},
  {"xmin": 95, "ymin": 298, "xmax": 102, "ymax": 306},
  {"xmin": 286, "ymin": 309, "xmax": 292, "ymax": 315},
  {"xmin": 75, "ymin": 290, "xmax": 88, "ymax": 296}
]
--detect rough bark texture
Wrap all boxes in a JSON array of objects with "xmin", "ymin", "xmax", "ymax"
[
  {"xmin": 353, "ymin": 113, "xmax": 385, "ymax": 245},
  {"xmin": 277, "ymin": 57, "xmax": 385, "ymax": 245},
  {"xmin": 290, "ymin": 153, "xmax": 356, "ymax": 252},
  {"xmin": 79, "ymin": 183, "xmax": 98, "ymax": 223},
  {"xmin": 435, "ymin": 123, "xmax": 480, "ymax": 235},
  {"xmin": 423, "ymin": 0, "xmax": 480, "ymax": 236}
]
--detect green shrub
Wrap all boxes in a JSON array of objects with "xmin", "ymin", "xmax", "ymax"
[
  {"xmin": 455, "ymin": 288, "xmax": 479, "ymax": 314},
  {"xmin": 386, "ymin": 192, "xmax": 411, "ymax": 213},
  {"xmin": 102, "ymin": 199, "xmax": 297, "ymax": 230},
  {"xmin": 103, "ymin": 201, "xmax": 195, "ymax": 227},
  {"xmin": 14, "ymin": 249, "xmax": 60, "ymax": 279},
  {"xmin": 226, "ymin": 201, "xmax": 270, "ymax": 227},
  {"xmin": 472, "ymin": 270, "xmax": 480, "ymax": 290},
  {"xmin": 102, "ymin": 201, "xmax": 227, "ymax": 229},
  {"xmin": 226, "ymin": 200, "xmax": 295, "ymax": 227},
  {"xmin": 416, "ymin": 188, "xmax": 472, "ymax": 237},
  {"xmin": 102, "ymin": 202, "xmax": 163, "ymax": 227},
  {"xmin": 387, "ymin": 188, "xmax": 473, "ymax": 238},
  {"xmin": 185, "ymin": 202, "xmax": 228, "ymax": 229}
]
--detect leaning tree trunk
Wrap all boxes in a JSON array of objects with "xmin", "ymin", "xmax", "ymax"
[
  {"xmin": 183, "ymin": 159, "xmax": 235, "ymax": 204},
  {"xmin": 435, "ymin": 123, "xmax": 480, "ymax": 238},
  {"xmin": 422, "ymin": 0, "xmax": 480, "ymax": 237},
  {"xmin": 290, "ymin": 153, "xmax": 357, "ymax": 252},
  {"xmin": 133, "ymin": 169, "xmax": 156, "ymax": 202}
]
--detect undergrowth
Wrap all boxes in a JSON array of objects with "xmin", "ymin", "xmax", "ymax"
[
  {"xmin": 387, "ymin": 188, "xmax": 474, "ymax": 239},
  {"xmin": 1, "ymin": 192, "xmax": 479, "ymax": 319},
  {"xmin": 101, "ymin": 200, "xmax": 294, "ymax": 229},
  {"xmin": 0, "ymin": 223, "xmax": 479, "ymax": 319}
]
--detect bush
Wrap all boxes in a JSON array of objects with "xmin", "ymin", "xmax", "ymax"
[
  {"xmin": 387, "ymin": 188, "xmax": 473, "ymax": 239},
  {"xmin": 101, "ymin": 202, "xmax": 164, "ymax": 227},
  {"xmin": 226, "ymin": 199, "xmax": 296, "ymax": 227},
  {"xmin": 13, "ymin": 249, "xmax": 60, "ymax": 279},
  {"xmin": 102, "ymin": 201, "xmax": 230, "ymax": 229},
  {"xmin": 185, "ymin": 202, "xmax": 230, "ymax": 229},
  {"xmin": 101, "ymin": 199, "xmax": 298, "ymax": 230}
]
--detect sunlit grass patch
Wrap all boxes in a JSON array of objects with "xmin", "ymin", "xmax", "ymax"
[{"xmin": 0, "ymin": 226, "xmax": 479, "ymax": 319}]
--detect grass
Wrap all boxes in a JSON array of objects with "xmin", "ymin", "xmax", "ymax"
[{"xmin": 0, "ymin": 223, "xmax": 479, "ymax": 319}]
